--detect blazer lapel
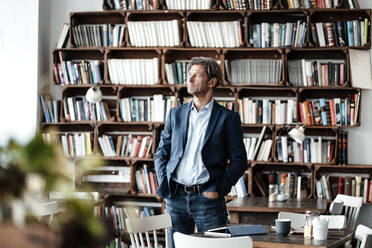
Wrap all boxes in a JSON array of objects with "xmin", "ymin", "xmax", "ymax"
[
  {"xmin": 181, "ymin": 102, "xmax": 192, "ymax": 149},
  {"xmin": 203, "ymin": 101, "xmax": 221, "ymax": 147}
]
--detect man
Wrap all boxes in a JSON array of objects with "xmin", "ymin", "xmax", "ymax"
[{"xmin": 154, "ymin": 57, "xmax": 247, "ymax": 246}]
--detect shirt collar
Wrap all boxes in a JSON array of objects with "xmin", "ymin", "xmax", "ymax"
[{"xmin": 190, "ymin": 98, "xmax": 214, "ymax": 112}]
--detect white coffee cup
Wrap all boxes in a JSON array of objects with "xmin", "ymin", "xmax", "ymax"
[{"xmin": 313, "ymin": 217, "xmax": 328, "ymax": 240}]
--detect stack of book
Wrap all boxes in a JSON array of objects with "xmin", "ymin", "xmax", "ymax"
[
  {"xmin": 127, "ymin": 20, "xmax": 180, "ymax": 47},
  {"xmin": 187, "ymin": 20, "xmax": 242, "ymax": 48},
  {"xmin": 63, "ymin": 97, "xmax": 112, "ymax": 122},
  {"xmin": 299, "ymin": 94, "xmax": 360, "ymax": 126},
  {"xmin": 166, "ymin": 0, "xmax": 212, "ymax": 10},
  {"xmin": 40, "ymin": 94, "xmax": 60, "ymax": 123},
  {"xmin": 42, "ymin": 132, "xmax": 94, "ymax": 157},
  {"xmin": 311, "ymin": 19, "xmax": 369, "ymax": 47},
  {"xmin": 316, "ymin": 175, "xmax": 371, "ymax": 202},
  {"xmin": 238, "ymin": 98, "xmax": 297, "ymax": 125},
  {"xmin": 288, "ymin": 59, "xmax": 346, "ymax": 87},
  {"xmin": 54, "ymin": 59, "xmax": 103, "ymax": 85},
  {"xmin": 119, "ymin": 95, "xmax": 177, "ymax": 122},
  {"xmin": 225, "ymin": 59, "xmax": 282, "ymax": 85},
  {"xmin": 108, "ymin": 58, "xmax": 159, "ymax": 85},
  {"xmin": 276, "ymin": 135, "xmax": 336, "ymax": 163},
  {"xmin": 135, "ymin": 164, "xmax": 158, "ymax": 194},
  {"xmin": 249, "ymin": 21, "xmax": 307, "ymax": 48},
  {"xmin": 72, "ymin": 24, "xmax": 125, "ymax": 47}
]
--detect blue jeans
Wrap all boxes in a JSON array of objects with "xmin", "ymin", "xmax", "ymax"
[{"xmin": 166, "ymin": 190, "xmax": 227, "ymax": 248}]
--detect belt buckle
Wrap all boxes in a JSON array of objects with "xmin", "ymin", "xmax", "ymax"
[{"xmin": 184, "ymin": 185, "xmax": 195, "ymax": 194}]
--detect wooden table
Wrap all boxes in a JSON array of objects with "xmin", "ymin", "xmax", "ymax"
[
  {"xmin": 201, "ymin": 227, "xmax": 354, "ymax": 248},
  {"xmin": 227, "ymin": 197, "xmax": 328, "ymax": 224}
]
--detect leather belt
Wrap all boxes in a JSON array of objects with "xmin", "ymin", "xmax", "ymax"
[{"xmin": 175, "ymin": 182, "xmax": 203, "ymax": 194}]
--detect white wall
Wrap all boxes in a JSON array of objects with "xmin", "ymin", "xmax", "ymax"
[
  {"xmin": 348, "ymin": 0, "xmax": 372, "ymax": 164},
  {"xmin": 39, "ymin": 0, "xmax": 372, "ymax": 163},
  {"xmin": 0, "ymin": 0, "xmax": 39, "ymax": 146}
]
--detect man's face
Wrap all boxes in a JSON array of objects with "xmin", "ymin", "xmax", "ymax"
[{"xmin": 187, "ymin": 64, "xmax": 212, "ymax": 96}]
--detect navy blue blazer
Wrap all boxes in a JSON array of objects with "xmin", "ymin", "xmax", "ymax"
[{"xmin": 154, "ymin": 100, "xmax": 248, "ymax": 199}]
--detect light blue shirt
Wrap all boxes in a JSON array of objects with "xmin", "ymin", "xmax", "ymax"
[{"xmin": 172, "ymin": 99, "xmax": 214, "ymax": 186}]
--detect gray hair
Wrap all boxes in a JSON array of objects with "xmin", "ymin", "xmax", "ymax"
[{"xmin": 189, "ymin": 57, "xmax": 223, "ymax": 88}]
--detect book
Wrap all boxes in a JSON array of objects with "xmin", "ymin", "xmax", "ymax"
[{"xmin": 56, "ymin": 23, "xmax": 70, "ymax": 49}]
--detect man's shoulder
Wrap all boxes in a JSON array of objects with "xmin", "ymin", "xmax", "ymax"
[{"xmin": 172, "ymin": 102, "xmax": 190, "ymax": 113}]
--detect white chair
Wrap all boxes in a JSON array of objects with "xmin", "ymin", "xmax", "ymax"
[
  {"xmin": 173, "ymin": 232, "xmax": 253, "ymax": 248},
  {"xmin": 329, "ymin": 194, "xmax": 363, "ymax": 230},
  {"xmin": 125, "ymin": 214, "xmax": 172, "ymax": 248},
  {"xmin": 278, "ymin": 212, "xmax": 345, "ymax": 229},
  {"xmin": 355, "ymin": 224, "xmax": 372, "ymax": 248},
  {"xmin": 35, "ymin": 201, "xmax": 59, "ymax": 225}
]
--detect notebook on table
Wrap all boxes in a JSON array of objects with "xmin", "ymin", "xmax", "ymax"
[{"xmin": 204, "ymin": 225, "xmax": 268, "ymax": 238}]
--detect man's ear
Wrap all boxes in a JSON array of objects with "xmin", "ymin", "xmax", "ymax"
[{"xmin": 208, "ymin": 78, "xmax": 217, "ymax": 88}]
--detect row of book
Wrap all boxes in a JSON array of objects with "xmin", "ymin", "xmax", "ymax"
[
  {"xmin": 100, "ymin": 204, "xmax": 158, "ymax": 232},
  {"xmin": 42, "ymin": 132, "xmax": 94, "ymax": 157},
  {"xmin": 63, "ymin": 97, "xmax": 112, "ymax": 122},
  {"xmin": 119, "ymin": 95, "xmax": 177, "ymax": 122},
  {"xmin": 40, "ymin": 94, "xmax": 60, "ymax": 123},
  {"xmin": 99, "ymin": 134, "xmax": 153, "ymax": 158},
  {"xmin": 127, "ymin": 20, "xmax": 180, "ymax": 47},
  {"xmin": 166, "ymin": 0, "xmax": 212, "ymax": 10},
  {"xmin": 244, "ymin": 135, "xmax": 273, "ymax": 161},
  {"xmin": 288, "ymin": 59, "xmax": 345, "ymax": 87},
  {"xmin": 276, "ymin": 135, "xmax": 336, "ymax": 163},
  {"xmin": 54, "ymin": 60, "xmax": 103, "ymax": 85},
  {"xmin": 225, "ymin": 59, "xmax": 282, "ymax": 85},
  {"xmin": 228, "ymin": 176, "xmax": 248, "ymax": 197},
  {"xmin": 102, "ymin": 0, "xmax": 361, "ymax": 10},
  {"xmin": 135, "ymin": 165, "xmax": 158, "ymax": 194},
  {"xmin": 104, "ymin": 0, "xmax": 158, "ymax": 10},
  {"xmin": 336, "ymin": 130, "xmax": 348, "ymax": 165},
  {"xmin": 72, "ymin": 24, "xmax": 125, "ymax": 47},
  {"xmin": 267, "ymin": 172, "xmax": 310, "ymax": 199},
  {"xmin": 238, "ymin": 98, "xmax": 297, "ymax": 125},
  {"xmin": 283, "ymin": 0, "xmax": 357, "ymax": 9},
  {"xmin": 311, "ymin": 20, "xmax": 369, "ymax": 48},
  {"xmin": 186, "ymin": 21, "xmax": 242, "ymax": 48},
  {"xmin": 299, "ymin": 95, "xmax": 360, "ymax": 126},
  {"xmin": 316, "ymin": 175, "xmax": 372, "ymax": 203},
  {"xmin": 108, "ymin": 58, "xmax": 159, "ymax": 85},
  {"xmin": 222, "ymin": 0, "xmax": 269, "ymax": 10},
  {"xmin": 165, "ymin": 61, "xmax": 191, "ymax": 85},
  {"xmin": 249, "ymin": 21, "xmax": 307, "ymax": 48}
]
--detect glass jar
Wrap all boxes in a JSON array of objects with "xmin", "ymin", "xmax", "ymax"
[{"xmin": 304, "ymin": 210, "xmax": 313, "ymax": 239}]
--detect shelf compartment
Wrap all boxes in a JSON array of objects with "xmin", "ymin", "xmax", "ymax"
[
  {"xmin": 70, "ymin": 11, "xmax": 126, "ymax": 48},
  {"xmin": 105, "ymin": 48, "xmax": 161, "ymax": 85},
  {"xmin": 162, "ymin": 48, "xmax": 221, "ymax": 85},
  {"xmin": 286, "ymin": 48, "xmax": 349, "ymax": 87},
  {"xmin": 53, "ymin": 49, "xmax": 105, "ymax": 85},
  {"xmin": 309, "ymin": 9, "xmax": 371, "ymax": 49},
  {"xmin": 126, "ymin": 11, "xmax": 184, "ymax": 47},
  {"xmin": 223, "ymin": 48, "xmax": 285, "ymax": 86},
  {"xmin": 185, "ymin": 11, "xmax": 246, "ymax": 48}
]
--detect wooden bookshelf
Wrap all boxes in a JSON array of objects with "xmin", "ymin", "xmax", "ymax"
[{"xmin": 40, "ymin": 5, "xmax": 372, "ymax": 234}]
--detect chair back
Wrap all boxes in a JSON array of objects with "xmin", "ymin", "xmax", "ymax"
[
  {"xmin": 35, "ymin": 201, "xmax": 59, "ymax": 225},
  {"xmin": 173, "ymin": 232, "xmax": 253, "ymax": 248},
  {"xmin": 126, "ymin": 214, "xmax": 172, "ymax": 248},
  {"xmin": 355, "ymin": 224, "xmax": 372, "ymax": 248},
  {"xmin": 278, "ymin": 212, "xmax": 304, "ymax": 230},
  {"xmin": 331, "ymin": 194, "xmax": 363, "ymax": 230},
  {"xmin": 278, "ymin": 212, "xmax": 345, "ymax": 229},
  {"xmin": 319, "ymin": 215, "xmax": 345, "ymax": 229}
]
